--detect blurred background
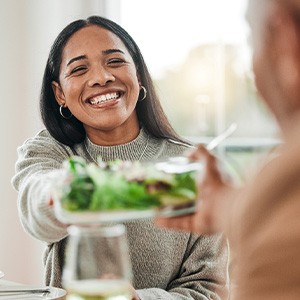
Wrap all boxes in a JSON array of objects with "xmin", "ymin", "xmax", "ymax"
[{"xmin": 0, "ymin": 0, "xmax": 280, "ymax": 285}]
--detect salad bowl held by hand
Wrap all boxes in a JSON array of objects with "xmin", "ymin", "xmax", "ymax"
[{"xmin": 53, "ymin": 156, "xmax": 199, "ymax": 224}]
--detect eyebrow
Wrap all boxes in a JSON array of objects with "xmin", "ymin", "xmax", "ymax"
[
  {"xmin": 67, "ymin": 55, "xmax": 86, "ymax": 66},
  {"xmin": 102, "ymin": 48, "xmax": 125, "ymax": 55},
  {"xmin": 66, "ymin": 49, "xmax": 125, "ymax": 67}
]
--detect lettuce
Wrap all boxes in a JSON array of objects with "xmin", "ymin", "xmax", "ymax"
[{"xmin": 59, "ymin": 156, "xmax": 196, "ymax": 212}]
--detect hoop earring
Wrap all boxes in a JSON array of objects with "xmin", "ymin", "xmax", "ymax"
[
  {"xmin": 138, "ymin": 86, "xmax": 147, "ymax": 101},
  {"xmin": 59, "ymin": 105, "xmax": 73, "ymax": 119}
]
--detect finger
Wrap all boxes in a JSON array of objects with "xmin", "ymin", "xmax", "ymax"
[{"xmin": 188, "ymin": 144, "xmax": 209, "ymax": 161}]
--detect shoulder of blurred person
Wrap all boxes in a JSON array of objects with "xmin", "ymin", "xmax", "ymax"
[{"xmin": 229, "ymin": 116, "xmax": 300, "ymax": 299}]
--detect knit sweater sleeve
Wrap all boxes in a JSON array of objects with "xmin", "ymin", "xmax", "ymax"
[
  {"xmin": 136, "ymin": 234, "xmax": 229, "ymax": 300},
  {"xmin": 11, "ymin": 130, "xmax": 74, "ymax": 243}
]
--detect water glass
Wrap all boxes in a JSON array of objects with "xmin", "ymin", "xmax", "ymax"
[{"xmin": 63, "ymin": 224, "xmax": 133, "ymax": 300}]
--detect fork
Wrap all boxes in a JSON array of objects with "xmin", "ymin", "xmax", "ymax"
[{"xmin": 155, "ymin": 123, "xmax": 237, "ymax": 173}]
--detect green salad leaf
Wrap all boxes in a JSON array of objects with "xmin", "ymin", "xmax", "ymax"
[{"xmin": 59, "ymin": 156, "xmax": 197, "ymax": 212}]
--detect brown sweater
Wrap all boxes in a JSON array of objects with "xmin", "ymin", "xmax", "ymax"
[{"xmin": 12, "ymin": 128, "xmax": 229, "ymax": 299}]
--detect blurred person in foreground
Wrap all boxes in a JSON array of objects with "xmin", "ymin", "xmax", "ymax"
[
  {"xmin": 157, "ymin": 0, "xmax": 300, "ymax": 299},
  {"xmin": 11, "ymin": 15, "xmax": 228, "ymax": 300}
]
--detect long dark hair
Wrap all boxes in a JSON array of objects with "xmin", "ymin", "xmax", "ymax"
[{"xmin": 40, "ymin": 15, "xmax": 188, "ymax": 146}]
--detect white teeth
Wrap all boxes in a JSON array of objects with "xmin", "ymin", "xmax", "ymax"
[{"xmin": 89, "ymin": 92, "xmax": 119, "ymax": 105}]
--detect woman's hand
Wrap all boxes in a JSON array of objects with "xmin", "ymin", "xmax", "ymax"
[{"xmin": 156, "ymin": 145, "xmax": 239, "ymax": 235}]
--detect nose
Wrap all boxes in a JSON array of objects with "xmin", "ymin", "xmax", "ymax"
[{"xmin": 87, "ymin": 66, "xmax": 115, "ymax": 87}]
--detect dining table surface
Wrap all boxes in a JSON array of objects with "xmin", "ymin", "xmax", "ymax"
[{"xmin": 0, "ymin": 276, "xmax": 66, "ymax": 299}]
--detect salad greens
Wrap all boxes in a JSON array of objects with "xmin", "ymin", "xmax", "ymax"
[{"xmin": 58, "ymin": 156, "xmax": 197, "ymax": 212}]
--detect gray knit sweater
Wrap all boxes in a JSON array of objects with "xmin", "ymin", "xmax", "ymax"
[{"xmin": 12, "ymin": 128, "xmax": 229, "ymax": 299}]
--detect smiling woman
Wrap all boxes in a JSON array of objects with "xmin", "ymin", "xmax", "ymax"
[{"xmin": 11, "ymin": 14, "xmax": 229, "ymax": 300}]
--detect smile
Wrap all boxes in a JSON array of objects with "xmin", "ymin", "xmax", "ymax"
[{"xmin": 88, "ymin": 92, "xmax": 121, "ymax": 105}]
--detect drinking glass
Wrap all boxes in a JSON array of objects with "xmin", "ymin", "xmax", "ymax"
[{"xmin": 63, "ymin": 224, "xmax": 133, "ymax": 300}]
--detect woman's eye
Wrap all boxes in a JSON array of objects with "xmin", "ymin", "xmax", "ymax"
[
  {"xmin": 108, "ymin": 58, "xmax": 126, "ymax": 65},
  {"xmin": 70, "ymin": 66, "xmax": 87, "ymax": 74}
]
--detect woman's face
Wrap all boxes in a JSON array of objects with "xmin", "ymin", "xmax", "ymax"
[{"xmin": 52, "ymin": 25, "xmax": 140, "ymax": 142}]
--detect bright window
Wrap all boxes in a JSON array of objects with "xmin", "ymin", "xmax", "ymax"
[
  {"xmin": 119, "ymin": 0, "xmax": 278, "ymax": 136},
  {"xmin": 119, "ymin": 0, "xmax": 281, "ymax": 180}
]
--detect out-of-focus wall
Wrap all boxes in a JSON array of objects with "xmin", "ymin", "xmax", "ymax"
[{"xmin": 0, "ymin": 0, "xmax": 120, "ymax": 285}]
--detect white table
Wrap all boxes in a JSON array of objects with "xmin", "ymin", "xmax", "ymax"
[{"xmin": 0, "ymin": 278, "xmax": 66, "ymax": 299}]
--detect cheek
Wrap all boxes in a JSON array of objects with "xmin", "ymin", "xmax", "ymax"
[
  {"xmin": 128, "ymin": 67, "xmax": 139, "ymax": 85},
  {"xmin": 126, "ymin": 70, "xmax": 140, "ymax": 98},
  {"xmin": 61, "ymin": 80, "xmax": 81, "ymax": 100}
]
